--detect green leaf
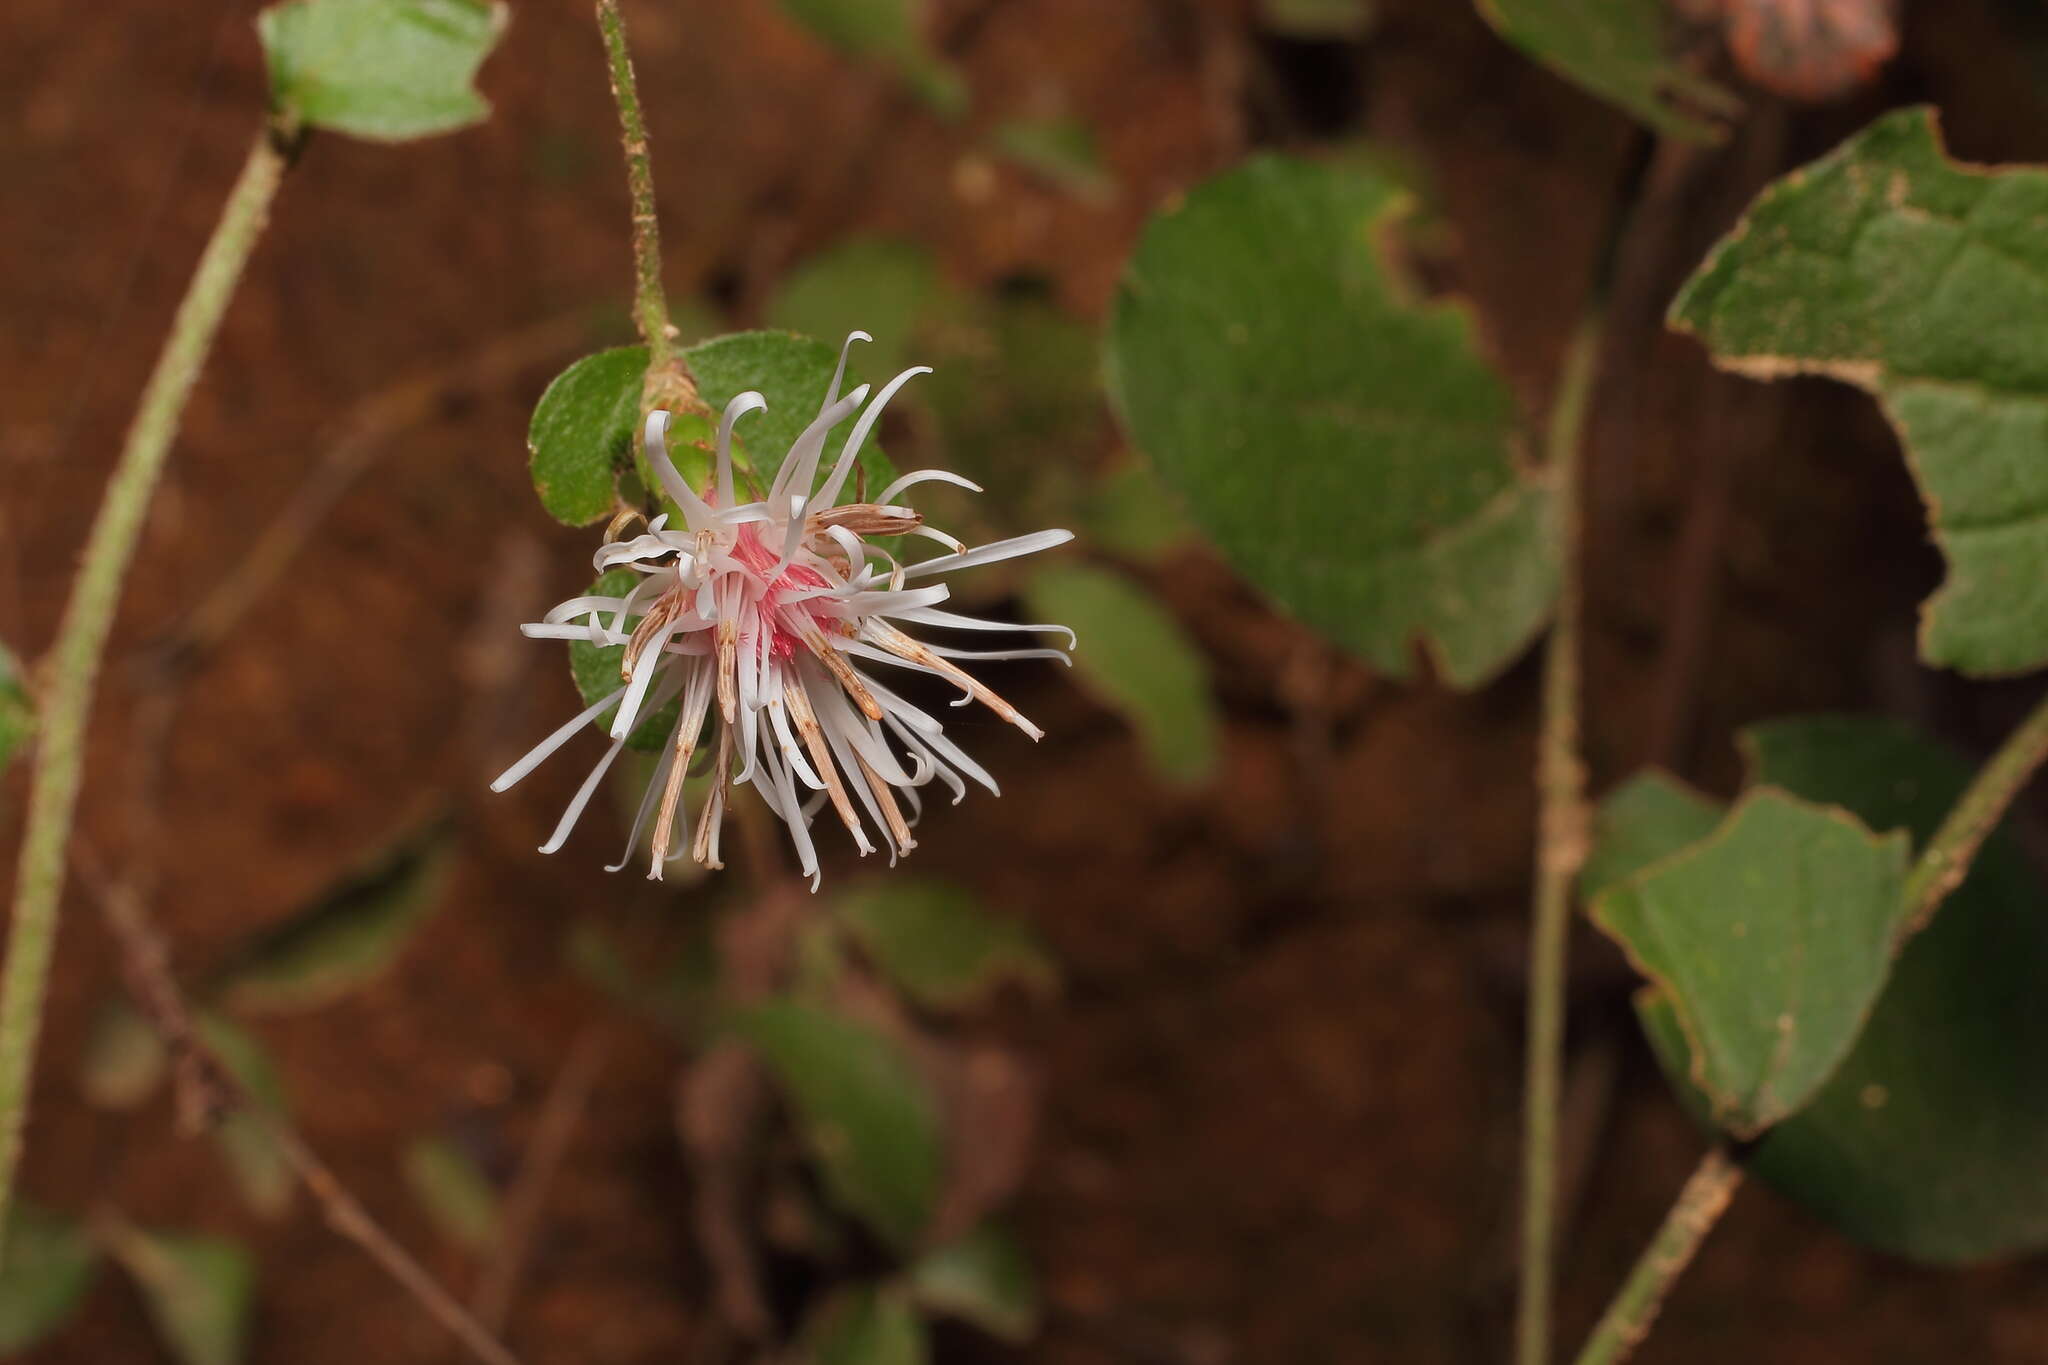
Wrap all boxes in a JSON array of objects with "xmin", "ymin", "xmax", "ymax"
[
  {"xmin": 1591, "ymin": 789, "xmax": 1911, "ymax": 1137},
  {"xmin": 108, "ymin": 1224, "xmax": 255, "ymax": 1365},
  {"xmin": 214, "ymin": 817, "xmax": 452, "ymax": 1013},
  {"xmin": 198, "ymin": 1015, "xmax": 295, "ymax": 1219},
  {"xmin": 1671, "ymin": 108, "xmax": 2048, "ymax": 676},
  {"xmin": 728, "ymin": 1000, "xmax": 944, "ymax": 1250},
  {"xmin": 0, "ymin": 642, "xmax": 31, "ymax": 778},
  {"xmin": 804, "ymin": 1285, "xmax": 931, "ymax": 1365},
  {"xmin": 835, "ymin": 880, "xmax": 1057, "ymax": 1012},
  {"xmin": 258, "ymin": 0, "xmax": 507, "ymax": 142},
  {"xmin": 78, "ymin": 998, "xmax": 169, "ymax": 1110},
  {"xmin": 1078, "ymin": 461, "xmax": 1193, "ymax": 564},
  {"xmin": 774, "ymin": 0, "xmax": 966, "ymax": 116},
  {"xmin": 1023, "ymin": 563, "xmax": 1219, "ymax": 785},
  {"xmin": 766, "ymin": 239, "xmax": 941, "ymax": 377},
  {"xmin": 908, "ymin": 1220, "xmax": 1038, "ymax": 1343},
  {"xmin": 1732, "ymin": 716, "xmax": 2048, "ymax": 1262},
  {"xmin": 0, "ymin": 1203, "xmax": 98, "ymax": 1354},
  {"xmin": 1473, "ymin": 0, "xmax": 1734, "ymax": 141},
  {"xmin": 403, "ymin": 1136, "xmax": 501, "ymax": 1252},
  {"xmin": 683, "ymin": 330, "xmax": 898, "ymax": 500},
  {"xmin": 527, "ymin": 346, "xmax": 648, "ymax": 527},
  {"xmin": 1106, "ymin": 155, "xmax": 1557, "ymax": 688},
  {"xmin": 1579, "ymin": 770, "xmax": 1722, "ymax": 902},
  {"xmin": 1257, "ymin": 0, "xmax": 1377, "ymax": 38},
  {"xmin": 991, "ymin": 118, "xmax": 1114, "ymax": 203}
]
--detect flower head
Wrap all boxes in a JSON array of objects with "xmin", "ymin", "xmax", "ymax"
[{"xmin": 494, "ymin": 332, "xmax": 1074, "ymax": 887}]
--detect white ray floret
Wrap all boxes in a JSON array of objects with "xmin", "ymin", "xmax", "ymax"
[{"xmin": 493, "ymin": 333, "xmax": 1075, "ymax": 888}]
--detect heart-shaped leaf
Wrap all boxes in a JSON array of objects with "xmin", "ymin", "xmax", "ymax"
[
  {"xmin": 1591, "ymin": 788, "xmax": 1910, "ymax": 1137},
  {"xmin": 258, "ymin": 0, "xmax": 507, "ymax": 142},
  {"xmin": 1106, "ymin": 155, "xmax": 1557, "ymax": 688},
  {"xmin": 835, "ymin": 880, "xmax": 1056, "ymax": 1012},
  {"xmin": 1474, "ymin": 0, "xmax": 1735, "ymax": 141},
  {"xmin": 1673, "ymin": 108, "xmax": 2048, "ymax": 676},
  {"xmin": 1023, "ymin": 563, "xmax": 1219, "ymax": 785},
  {"xmin": 0, "ymin": 1203, "xmax": 98, "ymax": 1354},
  {"xmin": 728, "ymin": 999, "xmax": 944, "ymax": 1251},
  {"xmin": 1596, "ymin": 715, "xmax": 2048, "ymax": 1262},
  {"xmin": 527, "ymin": 345, "xmax": 648, "ymax": 527}
]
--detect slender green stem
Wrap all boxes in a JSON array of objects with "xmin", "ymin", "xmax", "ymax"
[
  {"xmin": 0, "ymin": 127, "xmax": 291, "ymax": 1233},
  {"xmin": 1515, "ymin": 317, "xmax": 1601, "ymax": 1365},
  {"xmin": 1899, "ymin": 688, "xmax": 2048, "ymax": 941},
  {"xmin": 2, "ymin": 127, "xmax": 290, "ymax": 1227},
  {"xmin": 594, "ymin": 0, "xmax": 699, "ymax": 417},
  {"xmin": 1571, "ymin": 1147, "xmax": 1745, "ymax": 1365}
]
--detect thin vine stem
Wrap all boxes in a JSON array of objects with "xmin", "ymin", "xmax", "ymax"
[
  {"xmin": 1515, "ymin": 316, "xmax": 1601, "ymax": 1365},
  {"xmin": 1899, "ymin": 688, "xmax": 2048, "ymax": 940},
  {"xmin": 0, "ymin": 124, "xmax": 294, "ymax": 1234},
  {"xmin": 1571, "ymin": 1147, "xmax": 1745, "ymax": 1365},
  {"xmin": 594, "ymin": 0, "xmax": 698, "ymax": 417}
]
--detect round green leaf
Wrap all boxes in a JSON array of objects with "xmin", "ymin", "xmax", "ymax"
[
  {"xmin": 1106, "ymin": 155, "xmax": 1557, "ymax": 689},
  {"xmin": 683, "ymin": 330, "xmax": 898, "ymax": 499},
  {"xmin": 1672, "ymin": 109, "xmax": 2048, "ymax": 676},
  {"xmin": 1023, "ymin": 563, "xmax": 1219, "ymax": 785},
  {"xmin": 835, "ymin": 880, "xmax": 1056, "ymax": 1012},
  {"xmin": 258, "ymin": 0, "xmax": 507, "ymax": 142},
  {"xmin": 1591, "ymin": 789, "xmax": 1911, "ymax": 1138},
  {"xmin": 729, "ymin": 1000, "xmax": 944, "ymax": 1251},
  {"xmin": 528, "ymin": 345, "xmax": 649, "ymax": 527}
]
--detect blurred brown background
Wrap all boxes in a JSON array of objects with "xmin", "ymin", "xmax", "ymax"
[{"xmin": 8, "ymin": 0, "xmax": 2048, "ymax": 1360}]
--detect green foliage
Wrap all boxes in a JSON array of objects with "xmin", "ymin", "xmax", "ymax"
[
  {"xmin": 1673, "ymin": 108, "xmax": 2048, "ymax": 676},
  {"xmin": 1592, "ymin": 789, "xmax": 1910, "ymax": 1137},
  {"xmin": 214, "ymin": 817, "xmax": 452, "ymax": 1013},
  {"xmin": 774, "ymin": 0, "xmax": 966, "ymax": 116},
  {"xmin": 0, "ymin": 1203, "xmax": 98, "ymax": 1354},
  {"xmin": 1077, "ymin": 461, "xmax": 1193, "ymax": 564},
  {"xmin": 198, "ymin": 1015, "xmax": 294, "ymax": 1219},
  {"xmin": 1577, "ymin": 771, "xmax": 1721, "ymax": 903},
  {"xmin": 528, "ymin": 346, "xmax": 648, "ymax": 527},
  {"xmin": 258, "ymin": 0, "xmax": 507, "ymax": 142},
  {"xmin": 1595, "ymin": 716, "xmax": 2048, "ymax": 1262},
  {"xmin": 403, "ymin": 1136, "xmax": 501, "ymax": 1251},
  {"xmin": 108, "ymin": 1224, "xmax": 255, "ymax": 1365},
  {"xmin": 835, "ymin": 880, "xmax": 1056, "ymax": 1012},
  {"xmin": 908, "ymin": 1220, "xmax": 1038, "ymax": 1343},
  {"xmin": 728, "ymin": 1000, "xmax": 943, "ymax": 1251},
  {"xmin": 1106, "ymin": 155, "xmax": 1558, "ymax": 688},
  {"xmin": 805, "ymin": 1285, "xmax": 931, "ymax": 1365},
  {"xmin": 1023, "ymin": 563, "xmax": 1220, "ymax": 785},
  {"xmin": 990, "ymin": 118, "xmax": 1114, "ymax": 203},
  {"xmin": 0, "ymin": 642, "xmax": 30, "ymax": 779},
  {"xmin": 78, "ymin": 997, "xmax": 169, "ymax": 1110},
  {"xmin": 767, "ymin": 241, "xmax": 940, "ymax": 377},
  {"xmin": 1473, "ymin": 0, "xmax": 1733, "ymax": 140},
  {"xmin": 684, "ymin": 331, "xmax": 899, "ymax": 498}
]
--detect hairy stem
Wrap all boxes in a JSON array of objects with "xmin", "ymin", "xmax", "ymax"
[
  {"xmin": 0, "ymin": 125, "xmax": 292, "ymax": 1234},
  {"xmin": 594, "ymin": 0, "xmax": 698, "ymax": 416},
  {"xmin": 1899, "ymin": 689, "xmax": 2048, "ymax": 941},
  {"xmin": 1571, "ymin": 1148, "xmax": 1745, "ymax": 1365},
  {"xmin": 1515, "ymin": 316, "xmax": 1601, "ymax": 1365}
]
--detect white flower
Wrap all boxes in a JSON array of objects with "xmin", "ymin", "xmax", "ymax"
[{"xmin": 493, "ymin": 332, "xmax": 1074, "ymax": 888}]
